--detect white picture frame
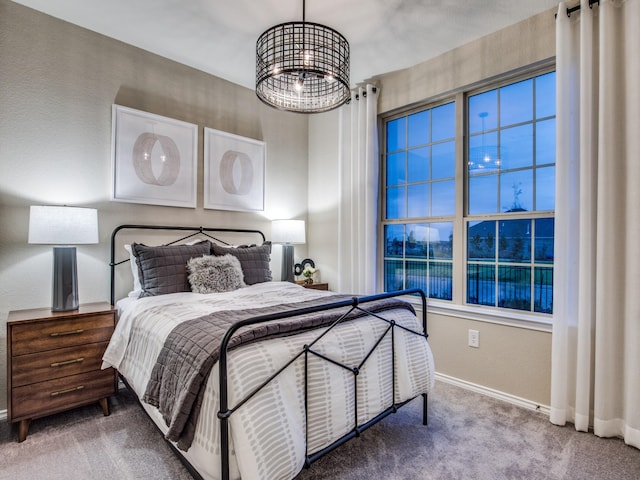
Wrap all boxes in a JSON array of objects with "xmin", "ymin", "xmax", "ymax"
[
  {"xmin": 204, "ymin": 127, "xmax": 265, "ymax": 212},
  {"xmin": 111, "ymin": 105, "xmax": 198, "ymax": 208}
]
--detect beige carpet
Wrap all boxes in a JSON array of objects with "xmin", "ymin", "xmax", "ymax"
[{"xmin": 1, "ymin": 381, "xmax": 639, "ymax": 480}]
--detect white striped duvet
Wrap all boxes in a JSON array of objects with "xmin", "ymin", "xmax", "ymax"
[{"xmin": 102, "ymin": 281, "xmax": 435, "ymax": 480}]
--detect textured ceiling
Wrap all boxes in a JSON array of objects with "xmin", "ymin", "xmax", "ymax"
[{"xmin": 12, "ymin": 0, "xmax": 562, "ymax": 89}]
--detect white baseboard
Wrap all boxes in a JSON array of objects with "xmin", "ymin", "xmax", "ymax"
[
  {"xmin": 435, "ymin": 372, "xmax": 551, "ymax": 416},
  {"xmin": 0, "ymin": 409, "xmax": 6, "ymax": 421}
]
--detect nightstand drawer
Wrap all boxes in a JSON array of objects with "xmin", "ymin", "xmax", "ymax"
[
  {"xmin": 11, "ymin": 341, "xmax": 109, "ymax": 387},
  {"xmin": 11, "ymin": 369, "xmax": 115, "ymax": 420},
  {"xmin": 11, "ymin": 314, "xmax": 115, "ymax": 355}
]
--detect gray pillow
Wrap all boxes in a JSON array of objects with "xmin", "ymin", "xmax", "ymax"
[
  {"xmin": 211, "ymin": 242, "xmax": 272, "ymax": 285},
  {"xmin": 187, "ymin": 254, "xmax": 246, "ymax": 293},
  {"xmin": 131, "ymin": 241, "xmax": 212, "ymax": 297}
]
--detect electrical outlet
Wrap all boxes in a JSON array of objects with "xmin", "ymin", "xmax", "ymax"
[{"xmin": 468, "ymin": 329, "xmax": 480, "ymax": 348}]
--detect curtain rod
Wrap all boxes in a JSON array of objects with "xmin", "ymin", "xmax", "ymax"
[{"xmin": 564, "ymin": 0, "xmax": 599, "ymax": 18}]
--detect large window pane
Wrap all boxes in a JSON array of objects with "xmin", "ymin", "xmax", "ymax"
[
  {"xmin": 500, "ymin": 124, "xmax": 533, "ymax": 170},
  {"xmin": 498, "ymin": 219, "xmax": 531, "ymax": 263},
  {"xmin": 469, "ymin": 175, "xmax": 498, "ymax": 214},
  {"xmin": 406, "ymin": 223, "xmax": 430, "ymax": 258},
  {"xmin": 429, "ymin": 262, "xmax": 453, "ymax": 300},
  {"xmin": 534, "ymin": 218, "xmax": 554, "ymax": 263},
  {"xmin": 432, "ymin": 141, "xmax": 455, "ymax": 179},
  {"xmin": 500, "ymin": 79, "xmax": 533, "ymax": 127},
  {"xmin": 407, "ymin": 184, "xmax": 429, "ymax": 218},
  {"xmin": 498, "ymin": 265, "xmax": 531, "ymax": 311},
  {"xmin": 387, "ymin": 152, "xmax": 406, "ymax": 186},
  {"xmin": 407, "ymin": 110, "xmax": 430, "ymax": 147},
  {"xmin": 408, "ymin": 147, "xmax": 429, "ymax": 182},
  {"xmin": 431, "ymin": 180, "xmax": 455, "ymax": 216},
  {"xmin": 386, "ymin": 186, "xmax": 406, "ymax": 219},
  {"xmin": 430, "ymin": 222, "xmax": 454, "ymax": 260},
  {"xmin": 469, "ymin": 91, "xmax": 498, "ymax": 133},
  {"xmin": 469, "ymin": 131, "xmax": 499, "ymax": 173},
  {"xmin": 432, "ymin": 103, "xmax": 456, "ymax": 141},
  {"xmin": 536, "ymin": 166, "xmax": 555, "ymax": 211},
  {"xmin": 534, "ymin": 266, "xmax": 553, "ymax": 313},
  {"xmin": 384, "ymin": 224, "xmax": 404, "ymax": 257},
  {"xmin": 467, "ymin": 221, "xmax": 496, "ymax": 261},
  {"xmin": 536, "ymin": 118, "xmax": 556, "ymax": 166},
  {"xmin": 387, "ymin": 117, "xmax": 406, "ymax": 151},
  {"xmin": 384, "ymin": 260, "xmax": 404, "ymax": 291},
  {"xmin": 406, "ymin": 261, "xmax": 428, "ymax": 291},
  {"xmin": 536, "ymin": 72, "xmax": 556, "ymax": 118},
  {"xmin": 467, "ymin": 264, "xmax": 495, "ymax": 306},
  {"xmin": 500, "ymin": 170, "xmax": 533, "ymax": 212}
]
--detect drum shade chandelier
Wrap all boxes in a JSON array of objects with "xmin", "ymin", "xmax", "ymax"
[{"xmin": 256, "ymin": 0, "xmax": 350, "ymax": 113}]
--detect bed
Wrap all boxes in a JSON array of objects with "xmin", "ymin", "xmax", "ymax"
[{"xmin": 103, "ymin": 224, "xmax": 435, "ymax": 480}]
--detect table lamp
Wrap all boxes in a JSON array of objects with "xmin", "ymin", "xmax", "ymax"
[
  {"xmin": 271, "ymin": 219, "xmax": 305, "ymax": 282},
  {"xmin": 28, "ymin": 206, "xmax": 99, "ymax": 311}
]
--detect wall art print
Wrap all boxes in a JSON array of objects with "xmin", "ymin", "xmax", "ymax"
[
  {"xmin": 204, "ymin": 127, "xmax": 265, "ymax": 212},
  {"xmin": 111, "ymin": 105, "xmax": 198, "ymax": 208}
]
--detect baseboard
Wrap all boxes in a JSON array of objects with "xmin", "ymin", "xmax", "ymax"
[
  {"xmin": 435, "ymin": 372, "xmax": 551, "ymax": 416},
  {"xmin": 0, "ymin": 409, "xmax": 6, "ymax": 421}
]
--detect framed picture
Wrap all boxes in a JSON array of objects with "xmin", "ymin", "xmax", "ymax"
[
  {"xmin": 111, "ymin": 105, "xmax": 198, "ymax": 208},
  {"xmin": 204, "ymin": 127, "xmax": 265, "ymax": 212}
]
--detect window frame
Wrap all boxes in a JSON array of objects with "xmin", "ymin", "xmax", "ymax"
[{"xmin": 379, "ymin": 64, "xmax": 555, "ymax": 329}]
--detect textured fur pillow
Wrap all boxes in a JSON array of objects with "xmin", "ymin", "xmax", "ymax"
[{"xmin": 187, "ymin": 254, "xmax": 246, "ymax": 293}]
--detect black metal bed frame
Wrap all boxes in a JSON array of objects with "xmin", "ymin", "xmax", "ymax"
[{"xmin": 110, "ymin": 224, "xmax": 429, "ymax": 480}]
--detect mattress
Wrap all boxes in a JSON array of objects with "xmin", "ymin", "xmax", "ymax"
[{"xmin": 103, "ymin": 281, "xmax": 435, "ymax": 480}]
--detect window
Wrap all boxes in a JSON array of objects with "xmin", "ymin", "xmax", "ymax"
[
  {"xmin": 383, "ymin": 102, "xmax": 455, "ymax": 299},
  {"xmin": 382, "ymin": 70, "xmax": 555, "ymax": 315}
]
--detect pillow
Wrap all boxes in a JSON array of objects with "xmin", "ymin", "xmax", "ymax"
[
  {"xmin": 131, "ymin": 241, "xmax": 212, "ymax": 297},
  {"xmin": 124, "ymin": 244, "xmax": 143, "ymax": 298},
  {"xmin": 211, "ymin": 242, "xmax": 272, "ymax": 285},
  {"xmin": 187, "ymin": 254, "xmax": 246, "ymax": 293}
]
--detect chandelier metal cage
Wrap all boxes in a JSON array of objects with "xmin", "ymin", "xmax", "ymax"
[{"xmin": 255, "ymin": 1, "xmax": 350, "ymax": 113}]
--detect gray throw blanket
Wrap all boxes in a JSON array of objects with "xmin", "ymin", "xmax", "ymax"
[{"xmin": 142, "ymin": 295, "xmax": 416, "ymax": 450}]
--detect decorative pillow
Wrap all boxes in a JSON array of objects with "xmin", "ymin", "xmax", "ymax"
[
  {"xmin": 211, "ymin": 242, "xmax": 272, "ymax": 285},
  {"xmin": 131, "ymin": 241, "xmax": 212, "ymax": 297},
  {"xmin": 187, "ymin": 254, "xmax": 246, "ymax": 293},
  {"xmin": 124, "ymin": 244, "xmax": 143, "ymax": 298}
]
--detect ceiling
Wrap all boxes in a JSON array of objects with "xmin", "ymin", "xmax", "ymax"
[{"xmin": 12, "ymin": 0, "xmax": 561, "ymax": 89}]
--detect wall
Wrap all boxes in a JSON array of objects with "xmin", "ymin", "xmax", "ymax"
[
  {"xmin": 309, "ymin": 8, "xmax": 557, "ymax": 407},
  {"xmin": 0, "ymin": 0, "xmax": 309, "ymax": 411}
]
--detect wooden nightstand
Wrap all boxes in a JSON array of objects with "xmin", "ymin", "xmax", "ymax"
[
  {"xmin": 300, "ymin": 282, "xmax": 329, "ymax": 291},
  {"xmin": 7, "ymin": 302, "xmax": 117, "ymax": 442}
]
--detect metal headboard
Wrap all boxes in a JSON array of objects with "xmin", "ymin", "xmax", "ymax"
[{"xmin": 109, "ymin": 224, "xmax": 267, "ymax": 305}]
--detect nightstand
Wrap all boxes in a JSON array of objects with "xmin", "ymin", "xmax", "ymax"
[
  {"xmin": 7, "ymin": 302, "xmax": 117, "ymax": 442},
  {"xmin": 301, "ymin": 282, "xmax": 329, "ymax": 291}
]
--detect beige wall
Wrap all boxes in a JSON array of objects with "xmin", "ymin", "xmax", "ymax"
[
  {"xmin": 0, "ymin": 0, "xmax": 309, "ymax": 410},
  {"xmin": 1, "ymin": 0, "xmax": 557, "ymax": 413},
  {"xmin": 308, "ymin": 8, "xmax": 557, "ymax": 406}
]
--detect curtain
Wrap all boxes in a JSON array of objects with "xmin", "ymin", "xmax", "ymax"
[
  {"xmin": 551, "ymin": 0, "xmax": 640, "ymax": 448},
  {"xmin": 337, "ymin": 84, "xmax": 380, "ymax": 295}
]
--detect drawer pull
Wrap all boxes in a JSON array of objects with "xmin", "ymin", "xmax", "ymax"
[
  {"xmin": 50, "ymin": 385, "xmax": 84, "ymax": 397},
  {"xmin": 50, "ymin": 357, "xmax": 85, "ymax": 368},
  {"xmin": 50, "ymin": 329, "xmax": 84, "ymax": 337}
]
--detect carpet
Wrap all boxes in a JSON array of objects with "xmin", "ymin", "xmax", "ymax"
[{"xmin": 1, "ymin": 381, "xmax": 638, "ymax": 480}]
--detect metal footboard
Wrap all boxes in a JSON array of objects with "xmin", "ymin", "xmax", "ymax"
[{"xmin": 217, "ymin": 289, "xmax": 429, "ymax": 480}]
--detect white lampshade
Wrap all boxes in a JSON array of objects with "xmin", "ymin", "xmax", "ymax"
[
  {"xmin": 271, "ymin": 219, "xmax": 306, "ymax": 245},
  {"xmin": 28, "ymin": 205, "xmax": 99, "ymax": 312},
  {"xmin": 28, "ymin": 206, "xmax": 99, "ymax": 245}
]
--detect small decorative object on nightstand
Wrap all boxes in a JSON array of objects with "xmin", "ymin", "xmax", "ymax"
[{"xmin": 6, "ymin": 302, "xmax": 117, "ymax": 442}]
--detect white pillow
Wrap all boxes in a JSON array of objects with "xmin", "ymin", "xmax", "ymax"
[{"xmin": 124, "ymin": 244, "xmax": 142, "ymax": 298}]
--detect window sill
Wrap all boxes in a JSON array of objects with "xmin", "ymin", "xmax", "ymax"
[{"xmin": 404, "ymin": 297, "xmax": 552, "ymax": 333}]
